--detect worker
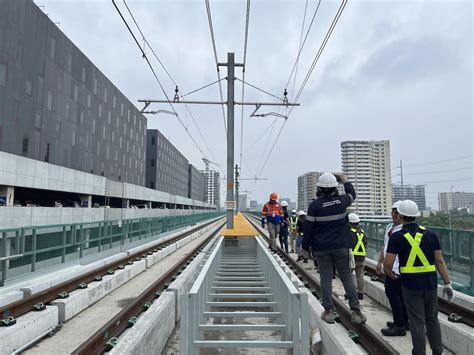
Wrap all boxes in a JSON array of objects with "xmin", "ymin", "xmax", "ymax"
[
  {"xmin": 384, "ymin": 200, "xmax": 454, "ymax": 355},
  {"xmin": 279, "ymin": 201, "xmax": 289, "ymax": 253},
  {"xmin": 295, "ymin": 210, "xmax": 307, "ymax": 262},
  {"xmin": 289, "ymin": 209, "xmax": 298, "ymax": 253},
  {"xmin": 377, "ymin": 201, "xmax": 409, "ymax": 337},
  {"xmin": 348, "ymin": 213, "xmax": 367, "ymax": 300},
  {"xmin": 304, "ymin": 172, "xmax": 366, "ymax": 324},
  {"xmin": 261, "ymin": 192, "xmax": 283, "ymax": 251}
]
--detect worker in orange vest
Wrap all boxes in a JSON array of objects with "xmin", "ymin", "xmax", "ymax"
[{"xmin": 261, "ymin": 192, "xmax": 283, "ymax": 251}]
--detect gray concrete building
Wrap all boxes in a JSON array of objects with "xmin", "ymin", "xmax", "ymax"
[
  {"xmin": 0, "ymin": 0, "xmax": 146, "ymax": 185},
  {"xmin": 438, "ymin": 192, "xmax": 474, "ymax": 212},
  {"xmin": 146, "ymin": 129, "xmax": 189, "ymax": 198},
  {"xmin": 188, "ymin": 164, "xmax": 204, "ymax": 201},
  {"xmin": 392, "ymin": 184, "xmax": 426, "ymax": 210}
]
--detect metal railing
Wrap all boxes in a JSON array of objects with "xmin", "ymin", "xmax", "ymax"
[
  {"xmin": 182, "ymin": 236, "xmax": 309, "ymax": 354},
  {"xmin": 0, "ymin": 212, "xmax": 223, "ymax": 286}
]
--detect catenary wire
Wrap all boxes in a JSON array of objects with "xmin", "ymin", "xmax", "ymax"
[
  {"xmin": 122, "ymin": 0, "xmax": 218, "ymax": 162},
  {"xmin": 205, "ymin": 0, "xmax": 227, "ymax": 135},
  {"xmin": 235, "ymin": 78, "xmax": 284, "ymax": 101},
  {"xmin": 392, "ymin": 166, "xmax": 474, "ymax": 176},
  {"xmin": 401, "ymin": 154, "xmax": 474, "ymax": 168},
  {"xmin": 180, "ymin": 78, "xmax": 226, "ymax": 98},
  {"xmin": 113, "ymin": 0, "xmax": 208, "ymax": 160}
]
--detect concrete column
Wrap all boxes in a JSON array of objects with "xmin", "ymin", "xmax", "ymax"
[
  {"xmin": 80, "ymin": 194, "xmax": 92, "ymax": 208},
  {"xmin": 147, "ymin": 201, "xmax": 152, "ymax": 209},
  {"xmin": 0, "ymin": 186, "xmax": 15, "ymax": 206}
]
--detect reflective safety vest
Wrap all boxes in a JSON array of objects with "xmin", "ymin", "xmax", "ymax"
[
  {"xmin": 399, "ymin": 226, "xmax": 436, "ymax": 274},
  {"xmin": 351, "ymin": 228, "xmax": 366, "ymax": 256},
  {"xmin": 289, "ymin": 216, "xmax": 298, "ymax": 231}
]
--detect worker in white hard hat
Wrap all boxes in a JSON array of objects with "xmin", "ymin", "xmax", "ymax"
[
  {"xmin": 288, "ymin": 209, "xmax": 298, "ymax": 253},
  {"xmin": 348, "ymin": 213, "xmax": 368, "ymax": 300},
  {"xmin": 295, "ymin": 210, "xmax": 306, "ymax": 262},
  {"xmin": 384, "ymin": 200, "xmax": 453, "ymax": 355},
  {"xmin": 304, "ymin": 172, "xmax": 366, "ymax": 325},
  {"xmin": 279, "ymin": 200, "xmax": 289, "ymax": 253},
  {"xmin": 377, "ymin": 201, "xmax": 409, "ymax": 337}
]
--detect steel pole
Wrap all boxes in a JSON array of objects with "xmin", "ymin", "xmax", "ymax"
[
  {"xmin": 226, "ymin": 53, "xmax": 235, "ymax": 228},
  {"xmin": 400, "ymin": 159, "xmax": 404, "ymax": 200}
]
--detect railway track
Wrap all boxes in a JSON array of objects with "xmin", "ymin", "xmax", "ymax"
[
  {"xmin": 0, "ymin": 218, "xmax": 221, "ymax": 325},
  {"xmin": 71, "ymin": 220, "xmax": 225, "ymax": 354},
  {"xmin": 245, "ymin": 213, "xmax": 399, "ymax": 355}
]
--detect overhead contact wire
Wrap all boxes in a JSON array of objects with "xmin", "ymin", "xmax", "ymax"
[{"xmin": 239, "ymin": 0, "xmax": 251, "ymax": 171}]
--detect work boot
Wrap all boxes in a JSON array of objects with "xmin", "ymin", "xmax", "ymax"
[
  {"xmin": 350, "ymin": 309, "xmax": 367, "ymax": 324},
  {"xmin": 386, "ymin": 321, "xmax": 410, "ymax": 330},
  {"xmin": 357, "ymin": 292, "xmax": 364, "ymax": 300},
  {"xmin": 381, "ymin": 326, "xmax": 406, "ymax": 336},
  {"xmin": 321, "ymin": 310, "xmax": 335, "ymax": 324},
  {"xmin": 303, "ymin": 258, "xmax": 308, "ymax": 263}
]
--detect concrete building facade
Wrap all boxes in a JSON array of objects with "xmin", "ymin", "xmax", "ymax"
[
  {"xmin": 392, "ymin": 184, "xmax": 426, "ymax": 210},
  {"xmin": 188, "ymin": 164, "xmax": 204, "ymax": 201},
  {"xmin": 238, "ymin": 193, "xmax": 248, "ymax": 211},
  {"xmin": 297, "ymin": 172, "xmax": 320, "ymax": 212},
  {"xmin": 201, "ymin": 169, "xmax": 220, "ymax": 208},
  {"xmin": 0, "ymin": 0, "xmax": 146, "ymax": 185},
  {"xmin": 146, "ymin": 129, "xmax": 189, "ymax": 198},
  {"xmin": 341, "ymin": 140, "xmax": 392, "ymax": 216},
  {"xmin": 438, "ymin": 192, "xmax": 474, "ymax": 212}
]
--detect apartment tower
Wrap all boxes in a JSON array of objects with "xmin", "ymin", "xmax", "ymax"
[{"xmin": 341, "ymin": 140, "xmax": 392, "ymax": 216}]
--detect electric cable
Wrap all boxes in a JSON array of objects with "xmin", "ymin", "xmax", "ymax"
[{"xmin": 239, "ymin": 0, "xmax": 251, "ymax": 171}]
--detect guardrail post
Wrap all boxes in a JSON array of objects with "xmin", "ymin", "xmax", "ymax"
[
  {"xmin": 109, "ymin": 221, "xmax": 113, "ymax": 249},
  {"xmin": 1, "ymin": 232, "xmax": 7, "ymax": 287},
  {"xmin": 61, "ymin": 225, "xmax": 67, "ymax": 263},
  {"xmin": 79, "ymin": 224, "xmax": 84, "ymax": 258},
  {"xmin": 471, "ymin": 234, "xmax": 474, "ymax": 292},
  {"xmin": 31, "ymin": 229, "xmax": 37, "ymax": 272},
  {"xmin": 98, "ymin": 222, "xmax": 103, "ymax": 252}
]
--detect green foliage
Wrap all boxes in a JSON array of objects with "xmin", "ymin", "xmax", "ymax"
[{"xmin": 418, "ymin": 210, "xmax": 474, "ymax": 231}]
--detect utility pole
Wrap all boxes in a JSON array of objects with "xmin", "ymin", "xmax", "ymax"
[
  {"xmin": 235, "ymin": 164, "xmax": 240, "ymax": 213},
  {"xmin": 138, "ymin": 52, "xmax": 299, "ymax": 229},
  {"xmin": 400, "ymin": 159, "xmax": 404, "ymax": 200}
]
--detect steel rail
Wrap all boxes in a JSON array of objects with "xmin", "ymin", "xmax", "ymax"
[
  {"xmin": 364, "ymin": 264, "xmax": 474, "ymax": 327},
  {"xmin": 72, "ymin": 221, "xmax": 225, "ymax": 354},
  {"xmin": 0, "ymin": 218, "xmax": 221, "ymax": 321},
  {"xmin": 244, "ymin": 214, "xmax": 399, "ymax": 355}
]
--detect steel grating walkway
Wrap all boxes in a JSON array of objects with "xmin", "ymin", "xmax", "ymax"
[{"xmin": 182, "ymin": 236, "xmax": 309, "ymax": 354}]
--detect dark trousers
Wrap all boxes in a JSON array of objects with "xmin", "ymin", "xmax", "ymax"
[
  {"xmin": 314, "ymin": 248, "xmax": 360, "ymax": 311},
  {"xmin": 402, "ymin": 287, "xmax": 443, "ymax": 355},
  {"xmin": 385, "ymin": 276, "xmax": 408, "ymax": 326},
  {"xmin": 279, "ymin": 228, "xmax": 288, "ymax": 253}
]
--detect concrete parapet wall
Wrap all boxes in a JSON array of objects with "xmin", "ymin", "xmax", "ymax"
[
  {"xmin": 0, "ymin": 306, "xmax": 58, "ymax": 354},
  {"xmin": 109, "ymin": 288, "xmax": 176, "ymax": 355},
  {"xmin": 0, "ymin": 290, "xmax": 23, "ymax": 308}
]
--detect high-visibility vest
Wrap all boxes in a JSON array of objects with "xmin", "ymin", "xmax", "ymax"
[
  {"xmin": 351, "ymin": 228, "xmax": 366, "ymax": 256},
  {"xmin": 289, "ymin": 216, "xmax": 298, "ymax": 230},
  {"xmin": 399, "ymin": 226, "xmax": 436, "ymax": 274}
]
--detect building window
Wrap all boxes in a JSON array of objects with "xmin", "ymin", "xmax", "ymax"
[
  {"xmin": 113, "ymin": 95, "xmax": 116, "ymax": 108},
  {"xmin": 151, "ymin": 136, "xmax": 156, "ymax": 145},
  {"xmin": 12, "ymin": 99, "xmax": 19, "ymax": 120},
  {"xmin": 151, "ymin": 159, "xmax": 155, "ymax": 167},
  {"xmin": 66, "ymin": 53, "xmax": 72, "ymax": 72},
  {"xmin": 93, "ymin": 77, "xmax": 97, "ymax": 94},
  {"xmin": 65, "ymin": 102, "xmax": 70, "ymax": 118},
  {"xmin": 73, "ymin": 84, "xmax": 78, "ymax": 101},
  {"xmin": 25, "ymin": 78, "xmax": 32, "ymax": 96},
  {"xmin": 22, "ymin": 137, "xmax": 28, "ymax": 155},
  {"xmin": 35, "ymin": 110, "xmax": 42, "ymax": 129},
  {"xmin": 44, "ymin": 143, "xmax": 50, "ymax": 162},
  {"xmin": 87, "ymin": 94, "xmax": 91, "ymax": 108},
  {"xmin": 107, "ymin": 111, "xmax": 111, "ymax": 124},
  {"xmin": 98, "ymin": 103, "xmax": 102, "ymax": 118},
  {"xmin": 104, "ymin": 87, "xmax": 108, "ymax": 102},
  {"xmin": 92, "ymin": 118, "xmax": 96, "ymax": 133},
  {"xmin": 82, "ymin": 67, "xmax": 86, "ymax": 82},
  {"xmin": 0, "ymin": 63, "xmax": 7, "ymax": 87},
  {"xmin": 47, "ymin": 91, "xmax": 52, "ymax": 110},
  {"xmin": 50, "ymin": 38, "xmax": 56, "ymax": 60}
]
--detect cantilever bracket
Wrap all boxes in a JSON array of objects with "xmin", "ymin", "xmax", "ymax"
[
  {"xmin": 140, "ymin": 100, "xmax": 151, "ymax": 113},
  {"xmin": 250, "ymin": 104, "xmax": 288, "ymax": 120}
]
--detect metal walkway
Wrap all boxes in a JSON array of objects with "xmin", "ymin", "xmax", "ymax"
[{"xmin": 182, "ymin": 236, "xmax": 309, "ymax": 354}]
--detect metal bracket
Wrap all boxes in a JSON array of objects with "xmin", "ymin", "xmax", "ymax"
[
  {"xmin": 173, "ymin": 85, "xmax": 180, "ymax": 102},
  {"xmin": 140, "ymin": 100, "xmax": 151, "ymax": 113},
  {"xmin": 250, "ymin": 104, "xmax": 288, "ymax": 120}
]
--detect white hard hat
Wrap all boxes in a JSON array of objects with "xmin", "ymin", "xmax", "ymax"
[
  {"xmin": 281, "ymin": 201, "xmax": 288, "ymax": 207},
  {"xmin": 297, "ymin": 210, "xmax": 306, "ymax": 216},
  {"xmin": 348, "ymin": 213, "xmax": 360, "ymax": 223},
  {"xmin": 291, "ymin": 209, "xmax": 297, "ymax": 214},
  {"xmin": 317, "ymin": 172, "xmax": 338, "ymax": 188},
  {"xmin": 397, "ymin": 200, "xmax": 419, "ymax": 217},
  {"xmin": 392, "ymin": 200, "xmax": 402, "ymax": 209}
]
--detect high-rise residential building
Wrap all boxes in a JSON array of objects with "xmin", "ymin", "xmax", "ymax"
[
  {"xmin": 238, "ymin": 193, "xmax": 248, "ymax": 211},
  {"xmin": 297, "ymin": 172, "xmax": 343, "ymax": 211},
  {"xmin": 341, "ymin": 140, "xmax": 392, "ymax": 216},
  {"xmin": 146, "ymin": 129, "xmax": 189, "ymax": 198},
  {"xmin": 0, "ymin": 1, "xmax": 146, "ymax": 185},
  {"xmin": 392, "ymin": 184, "xmax": 426, "ymax": 209},
  {"xmin": 249, "ymin": 200, "xmax": 259, "ymax": 210},
  {"xmin": 438, "ymin": 192, "xmax": 474, "ymax": 212},
  {"xmin": 201, "ymin": 169, "xmax": 220, "ymax": 208}
]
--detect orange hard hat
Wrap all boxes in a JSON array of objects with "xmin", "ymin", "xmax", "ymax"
[{"xmin": 270, "ymin": 192, "xmax": 278, "ymax": 201}]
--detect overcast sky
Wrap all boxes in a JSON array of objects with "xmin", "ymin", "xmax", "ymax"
[{"xmin": 37, "ymin": 0, "xmax": 473, "ymax": 209}]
